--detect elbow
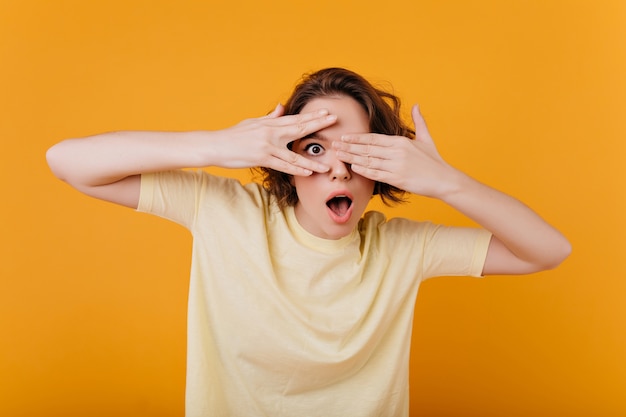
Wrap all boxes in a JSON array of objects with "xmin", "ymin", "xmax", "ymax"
[
  {"xmin": 541, "ymin": 237, "xmax": 573, "ymax": 271},
  {"xmin": 46, "ymin": 140, "xmax": 75, "ymax": 182},
  {"xmin": 521, "ymin": 236, "xmax": 572, "ymax": 274},
  {"xmin": 46, "ymin": 142, "xmax": 66, "ymax": 181}
]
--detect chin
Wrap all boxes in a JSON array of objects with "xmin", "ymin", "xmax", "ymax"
[{"xmin": 324, "ymin": 223, "xmax": 357, "ymax": 240}]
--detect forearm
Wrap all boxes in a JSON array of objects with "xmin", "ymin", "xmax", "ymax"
[
  {"xmin": 334, "ymin": 104, "xmax": 571, "ymax": 274},
  {"xmin": 440, "ymin": 169, "xmax": 571, "ymax": 271},
  {"xmin": 47, "ymin": 107, "xmax": 336, "ymax": 189},
  {"xmin": 46, "ymin": 130, "xmax": 215, "ymax": 187}
]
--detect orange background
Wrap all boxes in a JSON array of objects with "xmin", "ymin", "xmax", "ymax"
[{"xmin": 1, "ymin": 1, "xmax": 625, "ymax": 416}]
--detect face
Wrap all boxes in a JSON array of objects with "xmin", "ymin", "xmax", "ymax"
[{"xmin": 291, "ymin": 95, "xmax": 375, "ymax": 240}]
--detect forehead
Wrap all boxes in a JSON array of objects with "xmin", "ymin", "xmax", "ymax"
[{"xmin": 300, "ymin": 96, "xmax": 370, "ymax": 138}]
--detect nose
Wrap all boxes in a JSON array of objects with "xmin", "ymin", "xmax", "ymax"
[{"xmin": 328, "ymin": 150, "xmax": 351, "ymax": 181}]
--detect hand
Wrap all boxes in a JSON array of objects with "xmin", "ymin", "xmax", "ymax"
[
  {"xmin": 336, "ymin": 105, "xmax": 572, "ymax": 275},
  {"xmin": 216, "ymin": 104, "xmax": 336, "ymax": 176},
  {"xmin": 333, "ymin": 104, "xmax": 458, "ymax": 198}
]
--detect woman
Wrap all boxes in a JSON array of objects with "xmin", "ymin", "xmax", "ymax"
[{"xmin": 47, "ymin": 67, "xmax": 571, "ymax": 416}]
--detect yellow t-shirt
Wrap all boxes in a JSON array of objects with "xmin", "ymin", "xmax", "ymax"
[{"xmin": 138, "ymin": 170, "xmax": 492, "ymax": 417}]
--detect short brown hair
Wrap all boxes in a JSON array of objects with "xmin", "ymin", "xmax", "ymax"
[{"xmin": 257, "ymin": 67, "xmax": 415, "ymax": 207}]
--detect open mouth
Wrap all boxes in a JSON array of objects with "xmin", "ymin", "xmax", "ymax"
[{"xmin": 326, "ymin": 195, "xmax": 353, "ymax": 218}]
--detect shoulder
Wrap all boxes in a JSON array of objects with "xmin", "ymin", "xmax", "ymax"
[
  {"xmin": 359, "ymin": 211, "xmax": 488, "ymax": 248},
  {"xmin": 144, "ymin": 170, "xmax": 268, "ymax": 199},
  {"xmin": 359, "ymin": 211, "xmax": 436, "ymax": 237},
  {"xmin": 358, "ymin": 212, "xmax": 440, "ymax": 255},
  {"xmin": 140, "ymin": 170, "xmax": 275, "ymax": 220}
]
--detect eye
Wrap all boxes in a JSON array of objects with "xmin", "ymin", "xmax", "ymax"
[{"xmin": 304, "ymin": 143, "xmax": 325, "ymax": 156}]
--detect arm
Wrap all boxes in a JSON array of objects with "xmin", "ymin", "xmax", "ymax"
[
  {"xmin": 333, "ymin": 105, "xmax": 571, "ymax": 275},
  {"xmin": 47, "ymin": 105, "xmax": 336, "ymax": 208}
]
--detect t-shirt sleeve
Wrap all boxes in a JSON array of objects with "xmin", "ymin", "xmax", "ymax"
[
  {"xmin": 370, "ymin": 214, "xmax": 493, "ymax": 280},
  {"xmin": 137, "ymin": 169, "xmax": 269, "ymax": 232},
  {"xmin": 420, "ymin": 223, "xmax": 492, "ymax": 279},
  {"xmin": 137, "ymin": 170, "xmax": 201, "ymax": 229}
]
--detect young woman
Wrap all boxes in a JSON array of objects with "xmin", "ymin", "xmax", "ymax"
[{"xmin": 47, "ymin": 67, "xmax": 571, "ymax": 417}]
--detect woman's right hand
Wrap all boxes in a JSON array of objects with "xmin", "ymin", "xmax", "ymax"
[
  {"xmin": 46, "ymin": 104, "xmax": 337, "ymax": 209},
  {"xmin": 211, "ymin": 104, "xmax": 336, "ymax": 176}
]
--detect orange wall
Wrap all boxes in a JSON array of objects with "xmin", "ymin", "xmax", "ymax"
[{"xmin": 1, "ymin": 1, "xmax": 624, "ymax": 416}]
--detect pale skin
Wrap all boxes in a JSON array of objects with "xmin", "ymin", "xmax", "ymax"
[
  {"xmin": 46, "ymin": 104, "xmax": 336, "ymax": 208},
  {"xmin": 46, "ymin": 96, "xmax": 571, "ymax": 276},
  {"xmin": 329, "ymin": 100, "xmax": 571, "ymax": 275}
]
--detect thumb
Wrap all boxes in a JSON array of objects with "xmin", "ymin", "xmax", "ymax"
[
  {"xmin": 411, "ymin": 104, "xmax": 433, "ymax": 144},
  {"xmin": 265, "ymin": 102, "xmax": 285, "ymax": 118}
]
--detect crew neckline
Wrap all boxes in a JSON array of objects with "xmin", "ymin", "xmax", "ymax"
[{"xmin": 285, "ymin": 206, "xmax": 359, "ymax": 253}]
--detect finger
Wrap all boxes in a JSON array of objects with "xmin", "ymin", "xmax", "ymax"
[
  {"xmin": 279, "ymin": 112, "xmax": 337, "ymax": 142},
  {"xmin": 271, "ymin": 108, "xmax": 330, "ymax": 127},
  {"xmin": 349, "ymin": 163, "xmax": 388, "ymax": 182},
  {"xmin": 340, "ymin": 133, "xmax": 392, "ymax": 147},
  {"xmin": 272, "ymin": 148, "xmax": 330, "ymax": 174},
  {"xmin": 335, "ymin": 145, "xmax": 392, "ymax": 171},
  {"xmin": 411, "ymin": 104, "xmax": 434, "ymax": 144},
  {"xmin": 335, "ymin": 149, "xmax": 387, "ymax": 171},
  {"xmin": 267, "ymin": 156, "xmax": 315, "ymax": 176},
  {"xmin": 334, "ymin": 142, "xmax": 385, "ymax": 160},
  {"xmin": 333, "ymin": 138, "xmax": 396, "ymax": 160}
]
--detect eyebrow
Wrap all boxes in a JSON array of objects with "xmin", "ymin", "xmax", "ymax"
[
  {"xmin": 302, "ymin": 132, "xmax": 331, "ymax": 142},
  {"xmin": 293, "ymin": 132, "xmax": 332, "ymax": 152}
]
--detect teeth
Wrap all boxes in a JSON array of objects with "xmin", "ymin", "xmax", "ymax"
[{"xmin": 327, "ymin": 195, "xmax": 351, "ymax": 203}]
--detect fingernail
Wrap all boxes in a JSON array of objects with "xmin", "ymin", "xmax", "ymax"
[
  {"xmin": 318, "ymin": 109, "xmax": 329, "ymax": 115},
  {"xmin": 326, "ymin": 114, "xmax": 337, "ymax": 121}
]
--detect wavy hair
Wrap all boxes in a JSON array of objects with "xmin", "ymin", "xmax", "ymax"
[{"xmin": 257, "ymin": 67, "xmax": 415, "ymax": 207}]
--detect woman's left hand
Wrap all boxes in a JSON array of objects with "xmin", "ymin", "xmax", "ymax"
[
  {"xmin": 332, "ymin": 104, "xmax": 457, "ymax": 199},
  {"xmin": 335, "ymin": 104, "xmax": 572, "ymax": 275}
]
